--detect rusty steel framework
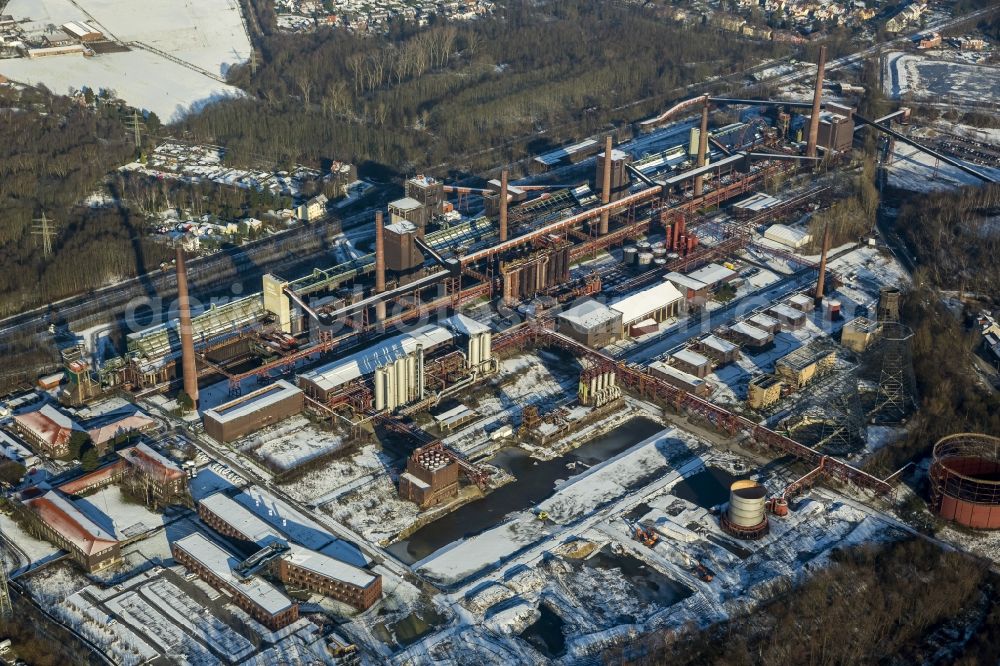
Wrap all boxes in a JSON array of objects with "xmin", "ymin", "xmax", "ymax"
[{"xmin": 492, "ymin": 321, "xmax": 896, "ymax": 498}]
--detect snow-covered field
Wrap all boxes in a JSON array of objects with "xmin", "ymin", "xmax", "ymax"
[
  {"xmin": 241, "ymin": 415, "xmax": 351, "ymax": 472},
  {"xmin": 884, "ymin": 51, "xmax": 1000, "ymax": 103},
  {"xmin": 2, "ymin": 0, "xmax": 250, "ymax": 120},
  {"xmin": 887, "ymin": 134, "xmax": 1000, "ymax": 193}
]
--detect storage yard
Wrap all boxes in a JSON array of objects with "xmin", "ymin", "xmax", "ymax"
[{"xmin": 1, "ymin": 43, "xmax": 998, "ymax": 663}]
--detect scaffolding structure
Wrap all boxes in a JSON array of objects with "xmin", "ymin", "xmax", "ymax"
[{"xmin": 872, "ymin": 321, "xmax": 915, "ymax": 424}]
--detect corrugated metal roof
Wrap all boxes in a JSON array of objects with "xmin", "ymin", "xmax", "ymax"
[{"xmin": 610, "ymin": 281, "xmax": 683, "ymax": 324}]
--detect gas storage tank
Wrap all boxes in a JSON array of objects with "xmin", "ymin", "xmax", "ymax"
[{"xmin": 722, "ymin": 480, "xmax": 769, "ymax": 539}]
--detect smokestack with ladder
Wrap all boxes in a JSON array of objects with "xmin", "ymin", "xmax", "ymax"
[
  {"xmin": 814, "ymin": 222, "xmax": 831, "ymax": 305},
  {"xmin": 375, "ymin": 211, "xmax": 386, "ymax": 324},
  {"xmin": 694, "ymin": 102, "xmax": 709, "ymax": 197},
  {"xmin": 599, "ymin": 135, "xmax": 613, "ymax": 235},
  {"xmin": 499, "ymin": 169, "xmax": 509, "ymax": 242},
  {"xmin": 175, "ymin": 246, "xmax": 199, "ymax": 409},
  {"xmin": 806, "ymin": 45, "xmax": 827, "ymax": 159}
]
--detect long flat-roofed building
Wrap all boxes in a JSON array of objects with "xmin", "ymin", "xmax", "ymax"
[
  {"xmin": 686, "ymin": 263, "xmax": 737, "ymax": 290},
  {"xmin": 298, "ymin": 324, "xmax": 454, "ymax": 402},
  {"xmin": 198, "ymin": 491, "xmax": 285, "ymax": 548},
  {"xmin": 648, "ymin": 360, "xmax": 711, "ymax": 397},
  {"xmin": 767, "ymin": 303, "xmax": 807, "ymax": 329},
  {"xmin": 23, "ymin": 490, "xmax": 120, "ymax": 572},
  {"xmin": 172, "ymin": 533, "xmax": 299, "ymax": 630},
  {"xmin": 203, "ymin": 379, "xmax": 304, "ymax": 443},
  {"xmin": 610, "ymin": 281, "xmax": 684, "ymax": 338},
  {"xmin": 278, "ymin": 545, "xmax": 382, "ymax": 611}
]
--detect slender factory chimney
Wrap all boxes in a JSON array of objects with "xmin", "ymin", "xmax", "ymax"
[
  {"xmin": 375, "ymin": 211, "xmax": 386, "ymax": 324},
  {"xmin": 806, "ymin": 45, "xmax": 827, "ymax": 159},
  {"xmin": 499, "ymin": 169, "xmax": 509, "ymax": 242},
  {"xmin": 599, "ymin": 135, "xmax": 613, "ymax": 235},
  {"xmin": 175, "ymin": 246, "xmax": 199, "ymax": 408},
  {"xmin": 814, "ymin": 222, "xmax": 831, "ymax": 305},
  {"xmin": 694, "ymin": 101, "xmax": 710, "ymax": 197}
]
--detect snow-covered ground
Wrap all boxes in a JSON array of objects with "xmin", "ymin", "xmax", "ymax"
[
  {"xmin": 2, "ymin": 0, "xmax": 250, "ymax": 120},
  {"xmin": 241, "ymin": 415, "xmax": 351, "ymax": 472},
  {"xmin": 887, "ymin": 133, "xmax": 1000, "ymax": 192},
  {"xmin": 884, "ymin": 50, "xmax": 1000, "ymax": 102}
]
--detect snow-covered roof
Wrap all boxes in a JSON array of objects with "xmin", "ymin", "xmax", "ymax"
[
  {"xmin": 664, "ymin": 272, "xmax": 707, "ymax": 293},
  {"xmin": 441, "ymin": 313, "xmax": 490, "ymax": 337},
  {"xmin": 788, "ymin": 293, "xmax": 813, "ymax": 308},
  {"xmin": 558, "ymin": 298, "xmax": 621, "ymax": 330},
  {"xmin": 649, "ymin": 360, "xmax": 706, "ymax": 388},
  {"xmin": 282, "ymin": 545, "xmax": 377, "ymax": 588},
  {"xmin": 87, "ymin": 413, "xmax": 156, "ymax": 447},
  {"xmin": 389, "ymin": 196, "xmax": 422, "ymax": 211},
  {"xmin": 687, "ymin": 263, "xmax": 736, "ymax": 287},
  {"xmin": 733, "ymin": 192, "xmax": 781, "ymax": 211},
  {"xmin": 729, "ymin": 321, "xmax": 770, "ymax": 342},
  {"xmin": 13, "ymin": 404, "xmax": 82, "ymax": 449},
  {"xmin": 298, "ymin": 324, "xmax": 454, "ymax": 394},
  {"xmin": 172, "ymin": 533, "xmax": 295, "ymax": 615},
  {"xmin": 769, "ymin": 303, "xmax": 806, "ymax": 321},
  {"xmin": 385, "ymin": 220, "xmax": 418, "ymax": 235},
  {"xmin": 671, "ymin": 349, "xmax": 711, "ymax": 368},
  {"xmin": 610, "ymin": 281, "xmax": 683, "ymax": 325},
  {"xmin": 534, "ymin": 138, "xmax": 598, "ymax": 166},
  {"xmin": 764, "ymin": 223, "xmax": 811, "ymax": 248},
  {"xmin": 199, "ymin": 491, "xmax": 285, "ymax": 545},
  {"xmin": 749, "ymin": 313, "xmax": 780, "ymax": 330},
  {"xmin": 204, "ymin": 380, "xmax": 302, "ymax": 424},
  {"xmin": 118, "ymin": 442, "xmax": 185, "ymax": 482},
  {"xmin": 700, "ymin": 334, "xmax": 738, "ymax": 354},
  {"xmin": 0, "ymin": 430, "xmax": 38, "ymax": 464},
  {"xmin": 25, "ymin": 490, "xmax": 117, "ymax": 555},
  {"xmin": 401, "ymin": 471, "xmax": 430, "ymax": 490}
]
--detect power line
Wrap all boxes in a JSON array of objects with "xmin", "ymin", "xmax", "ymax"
[
  {"xmin": 124, "ymin": 109, "xmax": 144, "ymax": 149},
  {"xmin": 31, "ymin": 211, "xmax": 57, "ymax": 258}
]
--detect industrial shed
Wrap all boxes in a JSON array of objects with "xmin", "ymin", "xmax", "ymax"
[
  {"xmin": 297, "ymin": 324, "xmax": 454, "ymax": 401},
  {"xmin": 664, "ymin": 272, "xmax": 710, "ymax": 305},
  {"xmin": 767, "ymin": 303, "xmax": 807, "ymax": 329},
  {"xmin": 556, "ymin": 298, "xmax": 622, "ymax": 348},
  {"xmin": 763, "ymin": 224, "xmax": 812, "ymax": 249},
  {"xmin": 787, "ymin": 293, "xmax": 815, "ymax": 312},
  {"xmin": 649, "ymin": 360, "xmax": 711, "ymax": 397},
  {"xmin": 203, "ymin": 380, "xmax": 304, "ymax": 443},
  {"xmin": 841, "ymin": 317, "xmax": 882, "ymax": 352},
  {"xmin": 747, "ymin": 374, "xmax": 784, "ymax": 409},
  {"xmin": 775, "ymin": 343, "xmax": 837, "ymax": 389},
  {"xmin": 610, "ymin": 281, "xmax": 684, "ymax": 337},
  {"xmin": 687, "ymin": 263, "xmax": 737, "ymax": 290},
  {"xmin": 670, "ymin": 349, "xmax": 712, "ymax": 378},
  {"xmin": 697, "ymin": 335, "xmax": 739, "ymax": 364},
  {"xmin": 728, "ymin": 321, "xmax": 774, "ymax": 348},
  {"xmin": 748, "ymin": 313, "xmax": 781, "ymax": 334}
]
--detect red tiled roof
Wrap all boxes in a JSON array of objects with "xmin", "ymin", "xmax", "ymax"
[{"xmin": 25, "ymin": 491, "xmax": 118, "ymax": 556}]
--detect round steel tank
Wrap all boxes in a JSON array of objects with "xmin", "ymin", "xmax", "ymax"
[
  {"xmin": 653, "ymin": 258, "xmax": 667, "ymax": 267},
  {"xmin": 623, "ymin": 246, "xmax": 638, "ymax": 265},
  {"xmin": 652, "ymin": 247, "xmax": 667, "ymax": 259},
  {"xmin": 637, "ymin": 252, "xmax": 654, "ymax": 266},
  {"xmin": 637, "ymin": 241, "xmax": 652, "ymax": 251},
  {"xmin": 930, "ymin": 433, "xmax": 1000, "ymax": 529},
  {"xmin": 722, "ymin": 480, "xmax": 769, "ymax": 539}
]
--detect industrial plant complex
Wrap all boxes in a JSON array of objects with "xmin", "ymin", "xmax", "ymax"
[{"xmin": 0, "ymin": 15, "xmax": 998, "ymax": 661}]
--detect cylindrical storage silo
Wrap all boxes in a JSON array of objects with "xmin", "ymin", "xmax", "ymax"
[
  {"xmin": 623, "ymin": 246, "xmax": 638, "ymax": 265},
  {"xmin": 375, "ymin": 367, "xmax": 387, "ymax": 411},
  {"xmin": 654, "ymin": 258, "xmax": 667, "ymax": 268},
  {"xmin": 637, "ymin": 252, "xmax": 654, "ymax": 266},
  {"xmin": 688, "ymin": 128, "xmax": 700, "ymax": 156},
  {"xmin": 637, "ymin": 241, "xmax": 652, "ymax": 252},
  {"xmin": 722, "ymin": 480, "xmax": 769, "ymax": 539},
  {"xmin": 481, "ymin": 333, "xmax": 492, "ymax": 362},
  {"xmin": 652, "ymin": 247, "xmax": 667, "ymax": 259}
]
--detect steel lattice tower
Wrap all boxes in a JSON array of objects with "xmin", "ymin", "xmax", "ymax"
[{"xmin": 873, "ymin": 321, "xmax": 915, "ymax": 424}]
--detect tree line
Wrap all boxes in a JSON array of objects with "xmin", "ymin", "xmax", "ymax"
[
  {"xmin": 183, "ymin": 0, "xmax": 791, "ymax": 173},
  {"xmin": 0, "ymin": 86, "xmax": 173, "ymax": 316}
]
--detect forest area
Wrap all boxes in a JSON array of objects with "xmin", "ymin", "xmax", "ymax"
[
  {"xmin": 602, "ymin": 539, "xmax": 999, "ymax": 665},
  {"xmin": 184, "ymin": 0, "xmax": 790, "ymax": 173},
  {"xmin": 866, "ymin": 184, "xmax": 1000, "ymax": 475},
  {"xmin": 0, "ymin": 85, "xmax": 173, "ymax": 317}
]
